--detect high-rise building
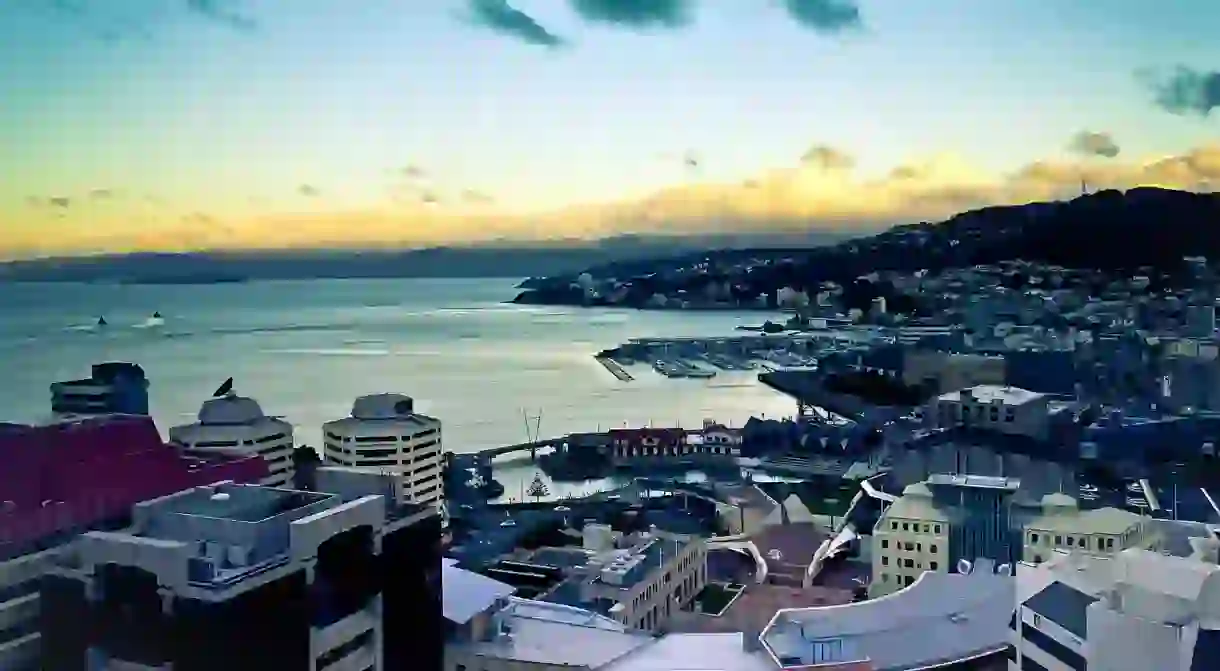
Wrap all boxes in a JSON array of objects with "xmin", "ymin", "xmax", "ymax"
[
  {"xmin": 170, "ymin": 391, "xmax": 296, "ymax": 488},
  {"xmin": 322, "ymin": 394, "xmax": 444, "ymax": 508},
  {"xmin": 40, "ymin": 467, "xmax": 442, "ymax": 671},
  {"xmin": 0, "ymin": 415, "xmax": 266, "ymax": 671},
  {"xmin": 49, "ymin": 362, "xmax": 149, "ymax": 418}
]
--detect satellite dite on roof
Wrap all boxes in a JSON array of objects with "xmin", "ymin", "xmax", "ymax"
[{"xmin": 213, "ymin": 377, "xmax": 234, "ymax": 398}]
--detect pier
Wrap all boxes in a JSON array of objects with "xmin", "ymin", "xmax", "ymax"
[{"xmin": 595, "ymin": 355, "xmax": 634, "ymax": 381}]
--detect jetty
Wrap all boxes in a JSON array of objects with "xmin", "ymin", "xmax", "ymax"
[{"xmin": 595, "ymin": 355, "xmax": 634, "ymax": 381}]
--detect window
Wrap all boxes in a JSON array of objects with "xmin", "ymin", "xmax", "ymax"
[
  {"xmin": 892, "ymin": 522, "xmax": 898, "ymax": 530},
  {"xmin": 1030, "ymin": 533, "xmax": 1039, "ymax": 543},
  {"xmin": 903, "ymin": 558, "xmax": 914, "ymax": 568},
  {"xmin": 881, "ymin": 539, "xmax": 889, "ymax": 549},
  {"xmin": 933, "ymin": 524, "xmax": 941, "ymax": 534},
  {"xmin": 902, "ymin": 522, "xmax": 909, "ymax": 531},
  {"xmin": 916, "ymin": 543, "xmax": 922, "ymax": 551},
  {"xmin": 1078, "ymin": 537, "xmax": 1088, "ymax": 548},
  {"xmin": 882, "ymin": 556, "xmax": 889, "ymax": 566},
  {"xmin": 1106, "ymin": 537, "xmax": 1115, "ymax": 550},
  {"xmin": 810, "ymin": 639, "xmax": 844, "ymax": 664},
  {"xmin": 929, "ymin": 561, "xmax": 938, "ymax": 570},
  {"xmin": 923, "ymin": 524, "xmax": 930, "ymax": 533},
  {"xmin": 929, "ymin": 544, "xmax": 937, "ymax": 553},
  {"xmin": 1032, "ymin": 614, "xmax": 1041, "ymax": 627},
  {"xmin": 1055, "ymin": 535, "xmax": 1063, "ymax": 545}
]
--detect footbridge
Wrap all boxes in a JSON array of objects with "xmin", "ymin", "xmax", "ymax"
[{"xmin": 476, "ymin": 437, "xmax": 569, "ymax": 461}]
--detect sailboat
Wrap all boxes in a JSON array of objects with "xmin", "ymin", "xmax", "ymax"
[{"xmin": 526, "ymin": 473, "xmax": 550, "ymax": 499}]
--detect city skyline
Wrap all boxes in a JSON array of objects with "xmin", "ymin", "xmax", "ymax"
[{"xmin": 1, "ymin": 0, "xmax": 1217, "ymax": 259}]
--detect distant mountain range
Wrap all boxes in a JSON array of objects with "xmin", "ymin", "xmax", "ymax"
[{"xmin": 0, "ymin": 231, "xmax": 852, "ymax": 283}]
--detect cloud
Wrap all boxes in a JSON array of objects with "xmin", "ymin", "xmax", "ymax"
[
  {"xmin": 186, "ymin": 0, "xmax": 258, "ymax": 32},
  {"xmin": 461, "ymin": 189, "xmax": 496, "ymax": 204},
  {"xmin": 89, "ymin": 188, "xmax": 115, "ymax": 200},
  {"xmin": 1068, "ymin": 131, "xmax": 1121, "ymax": 158},
  {"xmin": 48, "ymin": 196, "xmax": 71, "ymax": 208},
  {"xmin": 9, "ymin": 144, "xmax": 1218, "ymax": 259},
  {"xmin": 298, "ymin": 184, "xmax": 321, "ymax": 197},
  {"xmin": 783, "ymin": 0, "xmax": 863, "ymax": 33},
  {"xmin": 400, "ymin": 164, "xmax": 427, "ymax": 179},
  {"xmin": 568, "ymin": 0, "xmax": 692, "ymax": 29},
  {"xmin": 800, "ymin": 144, "xmax": 856, "ymax": 170},
  {"xmin": 465, "ymin": 0, "xmax": 565, "ymax": 48},
  {"xmin": 1143, "ymin": 66, "xmax": 1220, "ymax": 117}
]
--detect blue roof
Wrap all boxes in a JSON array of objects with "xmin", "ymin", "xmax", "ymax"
[
  {"xmin": 1191, "ymin": 628, "xmax": 1220, "ymax": 671},
  {"xmin": 1023, "ymin": 581, "xmax": 1097, "ymax": 639},
  {"xmin": 442, "ymin": 562, "xmax": 516, "ymax": 624}
]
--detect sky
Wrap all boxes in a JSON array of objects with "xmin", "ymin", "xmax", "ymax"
[{"xmin": 0, "ymin": 0, "xmax": 1218, "ymax": 259}]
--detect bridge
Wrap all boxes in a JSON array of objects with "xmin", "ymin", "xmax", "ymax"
[{"xmin": 476, "ymin": 437, "xmax": 569, "ymax": 461}]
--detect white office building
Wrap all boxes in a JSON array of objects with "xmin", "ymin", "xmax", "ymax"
[
  {"xmin": 322, "ymin": 394, "xmax": 444, "ymax": 508},
  {"xmin": 928, "ymin": 384, "xmax": 1052, "ymax": 439},
  {"xmin": 1013, "ymin": 537, "xmax": 1220, "ymax": 671},
  {"xmin": 169, "ymin": 392, "xmax": 296, "ymax": 488}
]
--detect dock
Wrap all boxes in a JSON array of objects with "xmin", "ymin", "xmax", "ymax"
[{"xmin": 596, "ymin": 355, "xmax": 634, "ymax": 381}]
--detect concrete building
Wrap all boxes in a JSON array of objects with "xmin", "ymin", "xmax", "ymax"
[
  {"xmin": 928, "ymin": 385, "xmax": 1052, "ymax": 440},
  {"xmin": 535, "ymin": 526, "xmax": 708, "ymax": 633},
  {"xmin": 40, "ymin": 467, "xmax": 442, "ymax": 671},
  {"xmin": 170, "ymin": 391, "xmax": 296, "ymax": 488},
  {"xmin": 763, "ymin": 558, "xmax": 1014, "ymax": 670},
  {"xmin": 1013, "ymin": 543, "xmax": 1220, "ymax": 671},
  {"xmin": 871, "ymin": 476, "xmax": 1159, "ymax": 599},
  {"xmin": 322, "ymin": 394, "xmax": 444, "ymax": 508},
  {"xmin": 443, "ymin": 563, "xmax": 773, "ymax": 670},
  {"xmin": 903, "ymin": 351, "xmax": 1006, "ymax": 394},
  {"xmin": 49, "ymin": 362, "xmax": 149, "ymax": 419},
  {"xmin": 0, "ymin": 416, "xmax": 266, "ymax": 671}
]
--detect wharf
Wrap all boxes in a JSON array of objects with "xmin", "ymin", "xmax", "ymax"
[{"xmin": 595, "ymin": 355, "xmax": 634, "ymax": 381}]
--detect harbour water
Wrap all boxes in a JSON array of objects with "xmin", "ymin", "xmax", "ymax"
[{"xmin": 0, "ymin": 278, "xmax": 797, "ymax": 497}]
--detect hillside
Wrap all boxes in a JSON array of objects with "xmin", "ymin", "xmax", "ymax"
[{"xmin": 513, "ymin": 187, "xmax": 1220, "ymax": 307}]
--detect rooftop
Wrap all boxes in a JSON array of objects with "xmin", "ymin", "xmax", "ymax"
[
  {"xmin": 0, "ymin": 415, "xmax": 267, "ymax": 559},
  {"xmin": 939, "ymin": 385, "xmax": 1045, "ymax": 406},
  {"xmin": 442, "ymin": 558, "xmax": 516, "ymax": 624},
  {"xmin": 761, "ymin": 560, "xmax": 1014, "ymax": 670},
  {"xmin": 1022, "ymin": 581, "xmax": 1097, "ymax": 639},
  {"xmin": 450, "ymin": 597, "xmax": 655, "ymax": 668},
  {"xmin": 599, "ymin": 632, "xmax": 774, "ymax": 671}
]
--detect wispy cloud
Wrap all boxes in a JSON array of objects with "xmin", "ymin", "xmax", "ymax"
[
  {"xmin": 783, "ymin": 0, "xmax": 863, "ymax": 33},
  {"xmin": 800, "ymin": 144, "xmax": 856, "ymax": 170},
  {"xmin": 1143, "ymin": 66, "xmax": 1220, "ymax": 117},
  {"xmin": 569, "ymin": 0, "xmax": 692, "ymax": 30},
  {"xmin": 89, "ymin": 188, "xmax": 115, "ymax": 199},
  {"xmin": 1067, "ymin": 131, "xmax": 1120, "ymax": 158},
  {"xmin": 185, "ymin": 0, "xmax": 258, "ymax": 32},
  {"xmin": 465, "ymin": 0, "xmax": 565, "ymax": 48}
]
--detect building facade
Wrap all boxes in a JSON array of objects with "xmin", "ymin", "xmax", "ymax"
[
  {"xmin": 169, "ymin": 392, "xmax": 296, "ymax": 488},
  {"xmin": 39, "ymin": 468, "xmax": 442, "ymax": 671},
  {"xmin": 928, "ymin": 385, "xmax": 1052, "ymax": 440},
  {"xmin": 0, "ymin": 416, "xmax": 266, "ymax": 671},
  {"xmin": 322, "ymin": 394, "xmax": 444, "ymax": 508},
  {"xmin": 1013, "ymin": 545, "xmax": 1220, "ymax": 671},
  {"xmin": 903, "ymin": 351, "xmax": 1007, "ymax": 395},
  {"xmin": 49, "ymin": 362, "xmax": 149, "ymax": 418}
]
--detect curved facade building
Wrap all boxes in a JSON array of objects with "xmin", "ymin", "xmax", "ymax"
[
  {"xmin": 322, "ymin": 394, "xmax": 444, "ymax": 508},
  {"xmin": 169, "ymin": 393, "xmax": 296, "ymax": 488}
]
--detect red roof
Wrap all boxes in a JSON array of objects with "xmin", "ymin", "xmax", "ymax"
[{"xmin": 0, "ymin": 415, "xmax": 267, "ymax": 556}]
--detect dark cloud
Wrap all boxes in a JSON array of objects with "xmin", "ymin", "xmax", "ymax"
[
  {"xmin": 466, "ymin": 0, "xmax": 565, "ymax": 48},
  {"xmin": 89, "ymin": 188, "xmax": 114, "ymax": 199},
  {"xmin": 48, "ymin": 196, "xmax": 71, "ymax": 208},
  {"xmin": 568, "ymin": 0, "xmax": 692, "ymax": 30},
  {"xmin": 783, "ymin": 0, "xmax": 863, "ymax": 33},
  {"xmin": 1068, "ymin": 131, "xmax": 1120, "ymax": 158},
  {"xmin": 186, "ymin": 0, "xmax": 258, "ymax": 32},
  {"xmin": 800, "ymin": 144, "xmax": 856, "ymax": 170},
  {"xmin": 298, "ymin": 184, "xmax": 321, "ymax": 197},
  {"xmin": 1144, "ymin": 66, "xmax": 1220, "ymax": 117}
]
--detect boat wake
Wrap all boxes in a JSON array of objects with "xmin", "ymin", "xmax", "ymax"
[{"xmin": 132, "ymin": 317, "xmax": 165, "ymax": 329}]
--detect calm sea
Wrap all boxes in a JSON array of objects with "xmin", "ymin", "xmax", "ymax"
[{"xmin": 0, "ymin": 279, "xmax": 796, "ymax": 456}]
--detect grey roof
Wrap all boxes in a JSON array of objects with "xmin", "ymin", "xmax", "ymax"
[
  {"xmin": 762, "ymin": 567, "xmax": 1013, "ymax": 670},
  {"xmin": 442, "ymin": 562, "xmax": 516, "ymax": 624},
  {"xmin": 1022, "ymin": 581, "xmax": 1098, "ymax": 639}
]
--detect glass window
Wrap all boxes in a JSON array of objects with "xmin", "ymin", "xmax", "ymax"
[{"xmin": 930, "ymin": 561, "xmax": 938, "ymax": 570}]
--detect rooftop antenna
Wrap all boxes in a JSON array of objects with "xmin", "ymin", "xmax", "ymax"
[{"xmin": 212, "ymin": 377, "xmax": 234, "ymax": 398}]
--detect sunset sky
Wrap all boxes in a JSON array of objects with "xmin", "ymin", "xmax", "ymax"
[{"xmin": 1, "ymin": 0, "xmax": 1217, "ymax": 259}]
